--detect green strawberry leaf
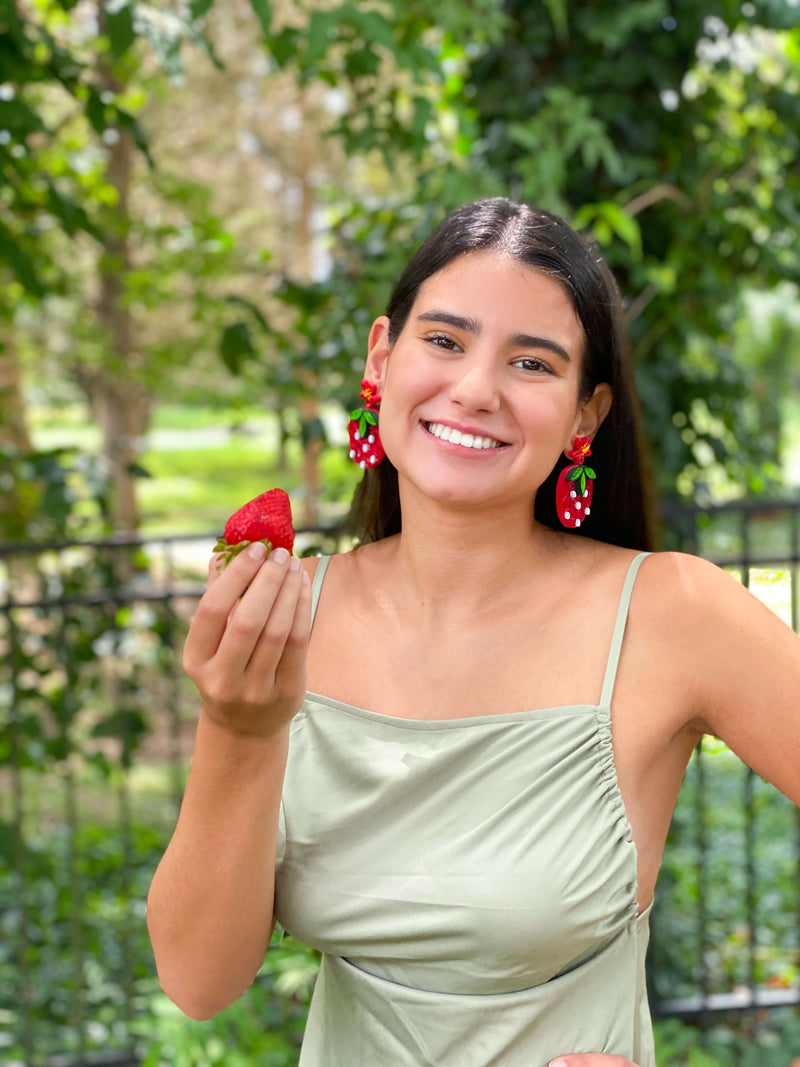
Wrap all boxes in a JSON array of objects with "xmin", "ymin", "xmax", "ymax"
[
  {"xmin": 349, "ymin": 408, "xmax": 362, "ymax": 421},
  {"xmin": 359, "ymin": 414, "xmax": 369, "ymax": 436},
  {"xmin": 579, "ymin": 472, "xmax": 587, "ymax": 494},
  {"xmin": 364, "ymin": 411, "xmax": 378, "ymax": 425},
  {"xmin": 585, "ymin": 467, "xmax": 596, "ymax": 479},
  {"xmin": 567, "ymin": 467, "xmax": 583, "ymax": 481}
]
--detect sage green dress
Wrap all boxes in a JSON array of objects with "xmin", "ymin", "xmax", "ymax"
[{"xmin": 274, "ymin": 552, "xmax": 655, "ymax": 1067}]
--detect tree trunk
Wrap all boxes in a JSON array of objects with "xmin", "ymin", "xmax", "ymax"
[
  {"xmin": 89, "ymin": 3, "xmax": 147, "ymax": 536},
  {"xmin": 0, "ymin": 333, "xmax": 34, "ymax": 543},
  {"xmin": 296, "ymin": 95, "xmax": 322, "ymax": 527},
  {"xmin": 0, "ymin": 335, "xmax": 32, "ymax": 454}
]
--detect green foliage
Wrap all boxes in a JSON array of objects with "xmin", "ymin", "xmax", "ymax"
[
  {"xmin": 0, "ymin": 443, "xmax": 111, "ymax": 543},
  {"xmin": 651, "ymin": 739, "xmax": 798, "ymax": 1001},
  {"xmin": 1, "ymin": 807, "xmax": 316, "ymax": 1064},
  {"xmin": 654, "ymin": 1014, "xmax": 800, "ymax": 1067}
]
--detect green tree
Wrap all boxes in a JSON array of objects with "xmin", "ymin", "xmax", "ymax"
[
  {"xmin": 455, "ymin": 0, "xmax": 800, "ymax": 500},
  {"xmin": 0, "ymin": 0, "xmax": 246, "ymax": 534}
]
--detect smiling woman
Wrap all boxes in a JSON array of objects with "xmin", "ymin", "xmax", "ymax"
[
  {"xmin": 349, "ymin": 200, "xmax": 652, "ymax": 548},
  {"xmin": 147, "ymin": 198, "xmax": 800, "ymax": 1067}
]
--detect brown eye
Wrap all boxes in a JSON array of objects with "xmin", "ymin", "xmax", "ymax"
[
  {"xmin": 426, "ymin": 333, "xmax": 460, "ymax": 351},
  {"xmin": 512, "ymin": 357, "xmax": 554, "ymax": 374}
]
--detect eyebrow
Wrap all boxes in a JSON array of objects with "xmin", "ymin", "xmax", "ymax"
[{"xmin": 416, "ymin": 309, "xmax": 572, "ymax": 363}]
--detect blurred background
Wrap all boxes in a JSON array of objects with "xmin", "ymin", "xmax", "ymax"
[{"xmin": 1, "ymin": 1, "xmax": 799, "ymax": 1064}]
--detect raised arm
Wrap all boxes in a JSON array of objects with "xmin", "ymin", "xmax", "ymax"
[{"xmin": 146, "ymin": 544, "xmax": 312, "ymax": 1020}]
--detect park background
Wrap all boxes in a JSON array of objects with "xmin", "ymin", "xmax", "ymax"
[{"xmin": 2, "ymin": 0, "xmax": 800, "ymax": 1064}]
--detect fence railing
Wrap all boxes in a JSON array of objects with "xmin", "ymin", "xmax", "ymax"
[{"xmin": 2, "ymin": 502, "xmax": 799, "ymax": 1065}]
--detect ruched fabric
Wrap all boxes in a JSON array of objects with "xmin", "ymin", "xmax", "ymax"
[{"xmin": 274, "ymin": 552, "xmax": 654, "ymax": 1067}]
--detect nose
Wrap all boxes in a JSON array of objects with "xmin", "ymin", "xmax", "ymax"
[{"xmin": 448, "ymin": 355, "xmax": 501, "ymax": 414}]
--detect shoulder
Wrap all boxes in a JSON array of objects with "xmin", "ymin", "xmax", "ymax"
[
  {"xmin": 628, "ymin": 549, "xmax": 787, "ymax": 658},
  {"xmin": 632, "ymin": 551, "xmax": 800, "ymax": 750},
  {"xmin": 631, "ymin": 550, "xmax": 779, "ymax": 629},
  {"xmin": 298, "ymin": 541, "xmax": 391, "ymax": 585}
]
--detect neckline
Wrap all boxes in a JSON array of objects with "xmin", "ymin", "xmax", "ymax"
[
  {"xmin": 309, "ymin": 551, "xmax": 651, "ymax": 716},
  {"xmin": 303, "ymin": 690, "xmax": 605, "ymax": 730}
]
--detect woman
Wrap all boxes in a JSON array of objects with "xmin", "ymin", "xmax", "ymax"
[{"xmin": 147, "ymin": 199, "xmax": 800, "ymax": 1066}]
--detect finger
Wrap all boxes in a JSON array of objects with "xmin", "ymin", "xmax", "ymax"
[
  {"xmin": 213, "ymin": 547, "xmax": 297, "ymax": 674},
  {"xmin": 550, "ymin": 1056, "xmax": 638, "ymax": 1067},
  {"xmin": 207, "ymin": 553, "xmax": 225, "ymax": 585},
  {"xmin": 245, "ymin": 557, "xmax": 307, "ymax": 679},
  {"xmin": 185, "ymin": 543, "xmax": 273, "ymax": 668},
  {"xmin": 271, "ymin": 562, "xmax": 312, "ymax": 689}
]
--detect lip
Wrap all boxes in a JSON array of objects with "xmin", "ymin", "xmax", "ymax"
[{"xmin": 420, "ymin": 419, "xmax": 510, "ymax": 451}]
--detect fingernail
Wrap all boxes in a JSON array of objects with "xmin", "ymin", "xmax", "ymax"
[
  {"xmin": 289, "ymin": 556, "xmax": 300, "ymax": 572},
  {"xmin": 549, "ymin": 1060, "xmax": 568, "ymax": 1067},
  {"xmin": 271, "ymin": 547, "xmax": 290, "ymax": 566},
  {"xmin": 247, "ymin": 542, "xmax": 267, "ymax": 560}
]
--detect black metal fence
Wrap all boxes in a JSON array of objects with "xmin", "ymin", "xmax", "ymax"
[{"xmin": 1, "ymin": 502, "xmax": 799, "ymax": 1065}]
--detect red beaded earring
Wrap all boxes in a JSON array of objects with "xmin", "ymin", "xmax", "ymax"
[
  {"xmin": 556, "ymin": 436, "xmax": 596, "ymax": 528},
  {"xmin": 348, "ymin": 379, "xmax": 385, "ymax": 470}
]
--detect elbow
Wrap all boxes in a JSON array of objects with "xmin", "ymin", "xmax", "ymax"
[{"xmin": 157, "ymin": 969, "xmax": 250, "ymax": 1021}]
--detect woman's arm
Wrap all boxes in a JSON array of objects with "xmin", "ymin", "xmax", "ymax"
[
  {"xmin": 146, "ymin": 545, "xmax": 312, "ymax": 1019},
  {"xmin": 659, "ymin": 552, "xmax": 800, "ymax": 805}
]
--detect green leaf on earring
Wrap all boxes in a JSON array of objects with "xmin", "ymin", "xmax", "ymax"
[
  {"xmin": 585, "ymin": 467, "xmax": 596, "ymax": 478},
  {"xmin": 568, "ymin": 467, "xmax": 582, "ymax": 481}
]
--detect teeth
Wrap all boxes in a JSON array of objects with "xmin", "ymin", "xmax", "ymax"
[{"xmin": 426, "ymin": 422, "xmax": 503, "ymax": 450}]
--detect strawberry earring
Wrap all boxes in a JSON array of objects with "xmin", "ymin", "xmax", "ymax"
[
  {"xmin": 556, "ymin": 436, "xmax": 596, "ymax": 529},
  {"xmin": 348, "ymin": 379, "xmax": 385, "ymax": 470}
]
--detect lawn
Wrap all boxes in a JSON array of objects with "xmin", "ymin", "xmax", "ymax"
[{"xmin": 29, "ymin": 402, "xmax": 362, "ymax": 539}]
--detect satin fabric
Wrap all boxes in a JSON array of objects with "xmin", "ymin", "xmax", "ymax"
[{"xmin": 273, "ymin": 552, "xmax": 655, "ymax": 1067}]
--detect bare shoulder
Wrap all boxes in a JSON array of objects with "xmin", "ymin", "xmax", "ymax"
[
  {"xmin": 633, "ymin": 549, "xmax": 757, "ymax": 614},
  {"xmin": 297, "ymin": 541, "xmax": 391, "ymax": 586},
  {"xmin": 629, "ymin": 549, "xmax": 796, "ymax": 668}
]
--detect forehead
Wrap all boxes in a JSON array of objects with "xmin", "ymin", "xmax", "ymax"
[{"xmin": 412, "ymin": 251, "xmax": 584, "ymax": 346}]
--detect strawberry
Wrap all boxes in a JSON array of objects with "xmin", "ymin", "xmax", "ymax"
[
  {"xmin": 214, "ymin": 488, "xmax": 295, "ymax": 567},
  {"xmin": 556, "ymin": 437, "xmax": 595, "ymax": 529}
]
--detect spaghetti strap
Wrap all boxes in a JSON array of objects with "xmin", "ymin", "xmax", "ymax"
[
  {"xmin": 599, "ymin": 551, "xmax": 651, "ymax": 709},
  {"xmin": 310, "ymin": 555, "xmax": 331, "ymax": 629}
]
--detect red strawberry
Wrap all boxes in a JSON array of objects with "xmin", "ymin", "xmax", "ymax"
[
  {"xmin": 214, "ymin": 488, "xmax": 295, "ymax": 567},
  {"xmin": 556, "ymin": 464, "xmax": 595, "ymax": 529}
]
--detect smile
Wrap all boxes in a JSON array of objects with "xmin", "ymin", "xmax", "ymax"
[{"xmin": 422, "ymin": 421, "xmax": 509, "ymax": 451}]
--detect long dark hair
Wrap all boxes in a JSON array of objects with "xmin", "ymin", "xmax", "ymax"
[{"xmin": 349, "ymin": 198, "xmax": 655, "ymax": 551}]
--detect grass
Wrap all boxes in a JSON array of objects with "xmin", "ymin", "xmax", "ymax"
[
  {"xmin": 137, "ymin": 440, "xmax": 359, "ymax": 538},
  {"xmin": 138, "ymin": 440, "xmax": 301, "ymax": 536},
  {"xmin": 28, "ymin": 401, "xmax": 361, "ymax": 539}
]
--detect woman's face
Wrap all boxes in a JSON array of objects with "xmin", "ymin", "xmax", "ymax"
[{"xmin": 365, "ymin": 250, "xmax": 611, "ymax": 514}]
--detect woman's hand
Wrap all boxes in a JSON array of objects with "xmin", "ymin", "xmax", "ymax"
[
  {"xmin": 182, "ymin": 543, "xmax": 312, "ymax": 737},
  {"xmin": 549, "ymin": 1057, "xmax": 640, "ymax": 1067}
]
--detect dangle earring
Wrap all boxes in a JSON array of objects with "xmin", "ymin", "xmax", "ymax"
[
  {"xmin": 348, "ymin": 379, "xmax": 385, "ymax": 470},
  {"xmin": 556, "ymin": 436, "xmax": 596, "ymax": 529}
]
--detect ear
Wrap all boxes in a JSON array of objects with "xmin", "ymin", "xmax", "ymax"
[
  {"xmin": 364, "ymin": 316, "xmax": 392, "ymax": 390},
  {"xmin": 571, "ymin": 382, "xmax": 612, "ymax": 445}
]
